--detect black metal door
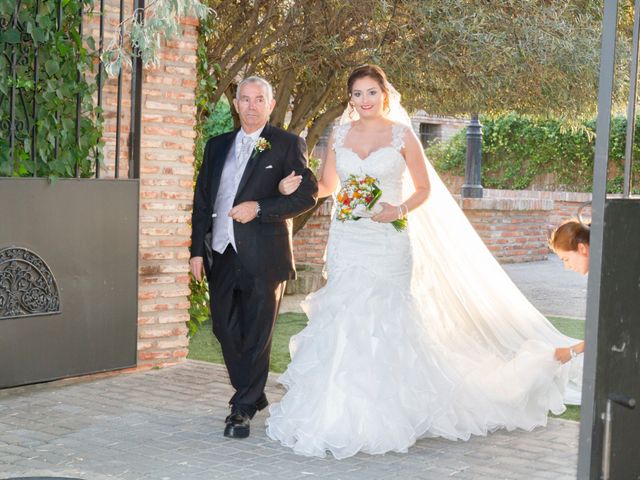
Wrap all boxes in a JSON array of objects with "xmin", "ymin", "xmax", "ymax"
[
  {"xmin": 0, "ymin": 179, "xmax": 140, "ymax": 387},
  {"xmin": 0, "ymin": 1, "xmax": 143, "ymax": 387},
  {"xmin": 579, "ymin": 200, "xmax": 640, "ymax": 479}
]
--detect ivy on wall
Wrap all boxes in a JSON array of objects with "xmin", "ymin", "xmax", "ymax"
[
  {"xmin": 1, "ymin": 0, "xmax": 210, "ymax": 179},
  {"xmin": 426, "ymin": 113, "xmax": 640, "ymax": 193},
  {"xmin": 0, "ymin": 0, "xmax": 102, "ymax": 178}
]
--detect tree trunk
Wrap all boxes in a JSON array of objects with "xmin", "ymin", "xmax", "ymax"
[
  {"xmin": 293, "ymin": 196, "xmax": 329, "ymax": 235},
  {"xmin": 306, "ymin": 102, "xmax": 346, "ymax": 152},
  {"xmin": 272, "ymin": 68, "xmax": 296, "ymax": 127}
]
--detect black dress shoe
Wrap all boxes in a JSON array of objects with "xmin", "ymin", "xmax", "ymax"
[{"xmin": 224, "ymin": 411, "xmax": 250, "ymax": 439}]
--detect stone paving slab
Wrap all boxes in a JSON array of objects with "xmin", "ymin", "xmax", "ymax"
[{"xmin": 0, "ymin": 361, "xmax": 579, "ymax": 479}]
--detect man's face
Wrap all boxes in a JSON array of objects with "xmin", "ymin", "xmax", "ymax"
[{"xmin": 233, "ymin": 82, "xmax": 275, "ymax": 133}]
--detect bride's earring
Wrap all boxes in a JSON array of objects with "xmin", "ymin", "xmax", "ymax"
[{"xmin": 348, "ymin": 103, "xmax": 355, "ymax": 119}]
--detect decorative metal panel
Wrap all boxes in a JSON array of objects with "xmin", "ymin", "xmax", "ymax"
[{"xmin": 0, "ymin": 246, "xmax": 60, "ymax": 320}]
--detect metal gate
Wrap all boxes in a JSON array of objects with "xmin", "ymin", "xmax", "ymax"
[
  {"xmin": 578, "ymin": 0, "xmax": 640, "ymax": 477},
  {"xmin": 0, "ymin": 0, "xmax": 143, "ymax": 387}
]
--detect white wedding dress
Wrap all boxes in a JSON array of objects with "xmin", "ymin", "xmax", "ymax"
[{"xmin": 266, "ymin": 122, "xmax": 582, "ymax": 459}]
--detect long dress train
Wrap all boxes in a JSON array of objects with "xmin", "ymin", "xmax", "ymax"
[{"xmin": 266, "ymin": 122, "xmax": 582, "ymax": 459}]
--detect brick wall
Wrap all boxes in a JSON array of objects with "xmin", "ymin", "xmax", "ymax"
[
  {"xmin": 292, "ymin": 189, "xmax": 592, "ymax": 270},
  {"xmin": 482, "ymin": 189, "xmax": 592, "ymax": 232},
  {"xmin": 458, "ymin": 197, "xmax": 553, "ymax": 263},
  {"xmin": 134, "ymin": 18, "xmax": 199, "ymax": 368},
  {"xmin": 292, "ymin": 200, "xmax": 333, "ymax": 266}
]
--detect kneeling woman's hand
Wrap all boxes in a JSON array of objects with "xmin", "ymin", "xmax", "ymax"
[
  {"xmin": 279, "ymin": 170, "xmax": 302, "ymax": 195},
  {"xmin": 554, "ymin": 341, "xmax": 585, "ymax": 364}
]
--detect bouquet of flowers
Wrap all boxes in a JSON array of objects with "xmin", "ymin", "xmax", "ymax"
[{"xmin": 335, "ymin": 174, "xmax": 407, "ymax": 232}]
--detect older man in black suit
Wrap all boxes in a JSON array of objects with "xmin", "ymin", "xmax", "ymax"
[{"xmin": 190, "ymin": 76, "xmax": 318, "ymax": 438}]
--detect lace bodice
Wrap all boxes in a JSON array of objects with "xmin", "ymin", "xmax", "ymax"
[{"xmin": 333, "ymin": 122, "xmax": 407, "ymax": 205}]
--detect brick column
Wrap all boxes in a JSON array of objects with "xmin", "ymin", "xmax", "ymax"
[{"xmin": 136, "ymin": 17, "xmax": 199, "ymax": 368}]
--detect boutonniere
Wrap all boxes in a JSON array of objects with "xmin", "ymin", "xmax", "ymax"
[{"xmin": 252, "ymin": 137, "xmax": 271, "ymax": 159}]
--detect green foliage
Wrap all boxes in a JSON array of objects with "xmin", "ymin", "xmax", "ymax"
[
  {"xmin": 204, "ymin": 0, "xmax": 609, "ymax": 151},
  {"xmin": 0, "ymin": 0, "xmax": 103, "ymax": 178},
  {"xmin": 187, "ymin": 277, "xmax": 210, "ymax": 337},
  {"xmin": 193, "ymin": 98, "xmax": 233, "ymax": 176},
  {"xmin": 426, "ymin": 113, "xmax": 640, "ymax": 192},
  {"xmin": 101, "ymin": 0, "xmax": 210, "ymax": 76}
]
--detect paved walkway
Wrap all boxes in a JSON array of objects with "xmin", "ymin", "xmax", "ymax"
[
  {"xmin": 502, "ymin": 256, "xmax": 587, "ymax": 319},
  {"xmin": 0, "ymin": 362, "xmax": 579, "ymax": 480},
  {"xmin": 0, "ymin": 257, "xmax": 585, "ymax": 480}
]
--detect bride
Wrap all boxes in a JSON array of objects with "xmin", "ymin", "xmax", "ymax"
[{"xmin": 265, "ymin": 64, "xmax": 582, "ymax": 459}]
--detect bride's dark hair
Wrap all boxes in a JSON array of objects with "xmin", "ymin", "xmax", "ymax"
[{"xmin": 347, "ymin": 64, "xmax": 391, "ymax": 113}]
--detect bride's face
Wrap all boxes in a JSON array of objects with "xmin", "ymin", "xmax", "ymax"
[{"xmin": 350, "ymin": 76, "xmax": 386, "ymax": 119}]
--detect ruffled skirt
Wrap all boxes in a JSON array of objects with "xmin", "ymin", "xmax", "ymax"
[{"xmin": 266, "ymin": 219, "xmax": 571, "ymax": 459}]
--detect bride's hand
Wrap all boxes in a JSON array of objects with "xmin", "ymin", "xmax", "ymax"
[
  {"xmin": 278, "ymin": 170, "xmax": 302, "ymax": 195},
  {"xmin": 371, "ymin": 202, "xmax": 401, "ymax": 223}
]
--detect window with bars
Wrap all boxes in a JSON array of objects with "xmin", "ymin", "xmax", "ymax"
[{"xmin": 419, "ymin": 122, "xmax": 441, "ymax": 148}]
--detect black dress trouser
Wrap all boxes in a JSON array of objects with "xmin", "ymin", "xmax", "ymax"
[{"xmin": 208, "ymin": 245, "xmax": 285, "ymax": 417}]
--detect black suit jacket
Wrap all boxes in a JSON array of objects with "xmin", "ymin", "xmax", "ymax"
[{"xmin": 190, "ymin": 124, "xmax": 318, "ymax": 282}]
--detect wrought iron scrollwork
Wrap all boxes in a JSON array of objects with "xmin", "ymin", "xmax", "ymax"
[{"xmin": 0, "ymin": 246, "xmax": 61, "ymax": 320}]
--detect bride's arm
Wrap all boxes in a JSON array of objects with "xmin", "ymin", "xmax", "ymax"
[
  {"xmin": 316, "ymin": 134, "xmax": 340, "ymax": 198},
  {"xmin": 374, "ymin": 127, "xmax": 430, "ymax": 223},
  {"xmin": 279, "ymin": 132, "xmax": 339, "ymax": 198},
  {"xmin": 401, "ymin": 127, "xmax": 431, "ymax": 211}
]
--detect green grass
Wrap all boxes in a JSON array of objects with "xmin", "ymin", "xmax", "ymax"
[
  {"xmin": 548, "ymin": 316, "xmax": 585, "ymax": 341},
  {"xmin": 188, "ymin": 312, "xmax": 585, "ymax": 421},
  {"xmin": 187, "ymin": 312, "xmax": 308, "ymax": 373},
  {"xmin": 547, "ymin": 316, "xmax": 584, "ymax": 422}
]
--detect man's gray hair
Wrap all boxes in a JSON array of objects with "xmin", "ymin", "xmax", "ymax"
[{"xmin": 236, "ymin": 76, "xmax": 274, "ymax": 102}]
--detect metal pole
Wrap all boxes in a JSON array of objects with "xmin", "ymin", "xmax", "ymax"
[
  {"xmin": 128, "ymin": 0, "xmax": 144, "ymax": 180},
  {"xmin": 461, "ymin": 114, "xmax": 483, "ymax": 198},
  {"xmin": 578, "ymin": 0, "xmax": 618, "ymax": 477},
  {"xmin": 95, "ymin": 0, "xmax": 105, "ymax": 179},
  {"xmin": 31, "ymin": 0, "xmax": 41, "ymax": 177},
  {"xmin": 75, "ymin": 2, "xmax": 83, "ymax": 178},
  {"xmin": 54, "ymin": 0, "xmax": 62, "ymax": 162},
  {"xmin": 8, "ymin": 0, "xmax": 19, "ymax": 176},
  {"xmin": 114, "ymin": 0, "xmax": 125, "ymax": 178},
  {"xmin": 624, "ymin": 0, "xmax": 640, "ymax": 198}
]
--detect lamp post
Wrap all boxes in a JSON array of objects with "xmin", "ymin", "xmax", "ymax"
[{"xmin": 461, "ymin": 114, "xmax": 483, "ymax": 198}]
